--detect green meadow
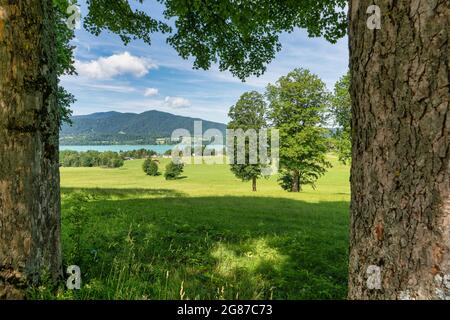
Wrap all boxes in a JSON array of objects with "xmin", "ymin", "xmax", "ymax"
[{"xmin": 33, "ymin": 155, "xmax": 350, "ymax": 300}]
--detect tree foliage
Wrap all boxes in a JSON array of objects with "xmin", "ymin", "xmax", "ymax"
[
  {"xmin": 278, "ymin": 167, "xmax": 326, "ymax": 192},
  {"xmin": 60, "ymin": 150, "xmax": 124, "ymax": 168},
  {"xmin": 54, "ymin": 0, "xmax": 77, "ymax": 126},
  {"xmin": 84, "ymin": 0, "xmax": 171, "ymax": 45},
  {"xmin": 143, "ymin": 159, "xmax": 160, "ymax": 176},
  {"xmin": 267, "ymin": 68, "xmax": 331, "ymax": 192},
  {"xmin": 330, "ymin": 73, "xmax": 351, "ymax": 164},
  {"xmin": 79, "ymin": 0, "xmax": 347, "ymax": 80},
  {"xmin": 164, "ymin": 162, "xmax": 184, "ymax": 180},
  {"xmin": 163, "ymin": 0, "xmax": 347, "ymax": 79},
  {"xmin": 228, "ymin": 91, "xmax": 267, "ymax": 191}
]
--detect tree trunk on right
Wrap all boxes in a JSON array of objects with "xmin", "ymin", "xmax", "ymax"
[{"xmin": 348, "ymin": 0, "xmax": 449, "ymax": 299}]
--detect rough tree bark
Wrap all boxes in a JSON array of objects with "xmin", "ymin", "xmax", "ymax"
[
  {"xmin": 348, "ymin": 0, "xmax": 449, "ymax": 299},
  {"xmin": 0, "ymin": 0, "xmax": 62, "ymax": 299}
]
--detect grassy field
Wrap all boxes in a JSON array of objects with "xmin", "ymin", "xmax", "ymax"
[{"xmin": 32, "ymin": 155, "xmax": 350, "ymax": 300}]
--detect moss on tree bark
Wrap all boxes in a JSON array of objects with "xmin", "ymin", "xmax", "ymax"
[{"xmin": 0, "ymin": 0, "xmax": 62, "ymax": 299}]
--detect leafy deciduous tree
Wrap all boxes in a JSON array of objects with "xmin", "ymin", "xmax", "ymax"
[
  {"xmin": 267, "ymin": 69, "xmax": 331, "ymax": 192},
  {"xmin": 143, "ymin": 159, "xmax": 159, "ymax": 176},
  {"xmin": 228, "ymin": 91, "xmax": 267, "ymax": 192},
  {"xmin": 164, "ymin": 162, "xmax": 184, "ymax": 180}
]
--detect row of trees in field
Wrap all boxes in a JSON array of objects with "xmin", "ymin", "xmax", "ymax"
[
  {"xmin": 60, "ymin": 150, "xmax": 125, "ymax": 168},
  {"xmin": 119, "ymin": 149, "xmax": 158, "ymax": 159},
  {"xmin": 228, "ymin": 68, "xmax": 350, "ymax": 192},
  {"xmin": 60, "ymin": 149, "xmax": 162, "ymax": 168}
]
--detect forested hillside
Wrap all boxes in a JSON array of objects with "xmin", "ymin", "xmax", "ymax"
[{"xmin": 60, "ymin": 110, "xmax": 226, "ymax": 145}]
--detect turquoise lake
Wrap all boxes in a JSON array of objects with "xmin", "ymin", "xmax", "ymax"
[
  {"xmin": 59, "ymin": 145, "xmax": 173, "ymax": 154},
  {"xmin": 59, "ymin": 144, "xmax": 224, "ymax": 154}
]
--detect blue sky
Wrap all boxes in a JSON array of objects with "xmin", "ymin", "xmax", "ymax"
[{"xmin": 62, "ymin": 1, "xmax": 349, "ymax": 124}]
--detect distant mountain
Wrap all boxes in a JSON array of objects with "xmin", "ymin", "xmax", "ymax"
[{"xmin": 60, "ymin": 110, "xmax": 227, "ymax": 145}]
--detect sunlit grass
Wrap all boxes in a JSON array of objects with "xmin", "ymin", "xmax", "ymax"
[{"xmin": 30, "ymin": 155, "xmax": 350, "ymax": 300}]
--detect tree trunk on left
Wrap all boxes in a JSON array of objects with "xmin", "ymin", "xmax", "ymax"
[{"xmin": 0, "ymin": 0, "xmax": 62, "ymax": 299}]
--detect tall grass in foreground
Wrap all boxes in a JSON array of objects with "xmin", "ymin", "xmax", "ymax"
[{"xmin": 29, "ymin": 156, "xmax": 349, "ymax": 299}]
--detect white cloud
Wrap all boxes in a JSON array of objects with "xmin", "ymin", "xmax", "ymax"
[
  {"xmin": 60, "ymin": 74, "xmax": 138, "ymax": 93},
  {"xmin": 164, "ymin": 96, "xmax": 191, "ymax": 109},
  {"xmin": 89, "ymin": 84, "xmax": 137, "ymax": 93},
  {"xmin": 75, "ymin": 52, "xmax": 157, "ymax": 79},
  {"xmin": 144, "ymin": 88, "xmax": 159, "ymax": 96}
]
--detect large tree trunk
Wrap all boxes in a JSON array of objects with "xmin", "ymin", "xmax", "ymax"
[
  {"xmin": 0, "ymin": 0, "xmax": 62, "ymax": 299},
  {"xmin": 348, "ymin": 0, "xmax": 449, "ymax": 299}
]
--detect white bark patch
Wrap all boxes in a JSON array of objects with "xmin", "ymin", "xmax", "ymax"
[
  {"xmin": 399, "ymin": 290, "xmax": 414, "ymax": 300},
  {"xmin": 434, "ymin": 274, "xmax": 450, "ymax": 300},
  {"xmin": 366, "ymin": 265, "xmax": 382, "ymax": 290},
  {"xmin": 445, "ymin": 275, "xmax": 450, "ymax": 290}
]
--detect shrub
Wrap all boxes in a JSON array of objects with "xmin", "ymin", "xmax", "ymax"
[
  {"xmin": 143, "ymin": 159, "xmax": 159, "ymax": 176},
  {"xmin": 277, "ymin": 168, "xmax": 326, "ymax": 192},
  {"xmin": 164, "ymin": 162, "xmax": 184, "ymax": 180},
  {"xmin": 60, "ymin": 150, "xmax": 124, "ymax": 168},
  {"xmin": 278, "ymin": 171, "xmax": 297, "ymax": 192}
]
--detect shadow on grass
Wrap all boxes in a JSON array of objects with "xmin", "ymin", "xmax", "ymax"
[
  {"xmin": 59, "ymin": 191, "xmax": 349, "ymax": 300},
  {"xmin": 61, "ymin": 187, "xmax": 187, "ymax": 198},
  {"xmin": 165, "ymin": 175, "xmax": 188, "ymax": 180}
]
